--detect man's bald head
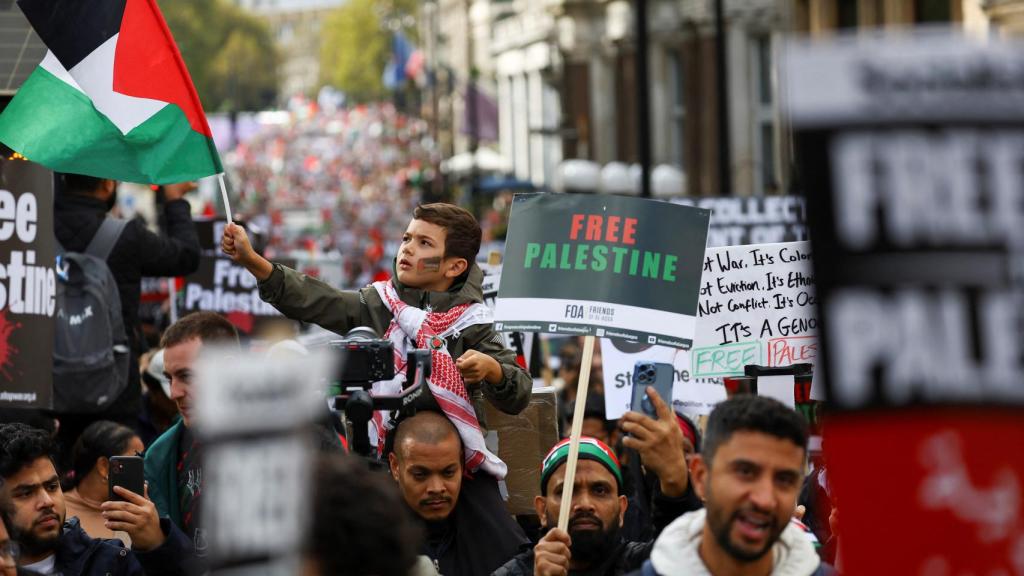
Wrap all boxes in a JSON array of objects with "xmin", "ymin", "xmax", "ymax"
[{"xmin": 393, "ymin": 411, "xmax": 461, "ymax": 461}]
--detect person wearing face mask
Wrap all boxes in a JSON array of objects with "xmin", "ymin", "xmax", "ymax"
[{"xmin": 53, "ymin": 173, "xmax": 201, "ymax": 472}]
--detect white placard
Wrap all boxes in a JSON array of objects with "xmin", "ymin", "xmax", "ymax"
[
  {"xmin": 194, "ymin": 347, "xmax": 333, "ymax": 437},
  {"xmin": 601, "ymin": 340, "xmax": 726, "ymax": 419},
  {"xmin": 602, "ymin": 241, "xmax": 821, "ymax": 418},
  {"xmin": 758, "ymin": 375, "xmax": 796, "ymax": 409},
  {"xmin": 195, "ymin": 348, "xmax": 331, "ymax": 572},
  {"xmin": 692, "ymin": 241, "xmax": 817, "ymax": 379}
]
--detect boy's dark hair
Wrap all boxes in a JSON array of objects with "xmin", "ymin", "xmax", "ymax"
[
  {"xmin": 160, "ymin": 311, "xmax": 240, "ymax": 349},
  {"xmin": 702, "ymin": 395, "xmax": 808, "ymax": 466},
  {"xmin": 58, "ymin": 172, "xmax": 105, "ymax": 196},
  {"xmin": 413, "ymin": 203, "xmax": 481, "ymax": 263},
  {"xmin": 66, "ymin": 421, "xmax": 138, "ymax": 490},
  {"xmin": 0, "ymin": 423, "xmax": 55, "ymax": 479},
  {"xmin": 308, "ymin": 455, "xmax": 422, "ymax": 576}
]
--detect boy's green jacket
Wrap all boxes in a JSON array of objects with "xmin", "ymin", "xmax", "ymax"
[{"xmin": 258, "ymin": 261, "xmax": 533, "ymax": 418}]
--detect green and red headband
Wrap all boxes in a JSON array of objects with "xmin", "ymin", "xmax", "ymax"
[{"xmin": 540, "ymin": 437, "xmax": 623, "ymax": 496}]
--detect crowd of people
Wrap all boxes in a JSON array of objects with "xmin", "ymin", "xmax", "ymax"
[
  {"xmin": 225, "ymin": 103, "xmax": 436, "ymax": 288},
  {"xmin": 0, "ymin": 105, "xmax": 837, "ymax": 576}
]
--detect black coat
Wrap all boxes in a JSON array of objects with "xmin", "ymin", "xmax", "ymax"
[
  {"xmin": 54, "ymin": 193, "xmax": 200, "ymax": 417},
  {"xmin": 53, "ymin": 516, "xmax": 196, "ymax": 576}
]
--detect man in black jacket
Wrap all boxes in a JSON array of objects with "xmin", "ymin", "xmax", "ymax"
[
  {"xmin": 389, "ymin": 411, "xmax": 529, "ymax": 575},
  {"xmin": 53, "ymin": 174, "xmax": 200, "ymax": 462},
  {"xmin": 0, "ymin": 423, "xmax": 193, "ymax": 576},
  {"xmin": 493, "ymin": 387, "xmax": 698, "ymax": 576}
]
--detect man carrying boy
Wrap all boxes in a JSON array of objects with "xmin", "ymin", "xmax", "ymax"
[{"xmin": 221, "ymin": 203, "xmax": 531, "ymax": 478}]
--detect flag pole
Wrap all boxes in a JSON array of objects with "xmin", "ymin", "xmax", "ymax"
[
  {"xmin": 218, "ymin": 173, "xmax": 233, "ymax": 224},
  {"xmin": 557, "ymin": 334, "xmax": 596, "ymax": 532}
]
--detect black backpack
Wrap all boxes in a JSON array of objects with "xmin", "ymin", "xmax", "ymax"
[{"xmin": 53, "ymin": 218, "xmax": 130, "ymax": 413}]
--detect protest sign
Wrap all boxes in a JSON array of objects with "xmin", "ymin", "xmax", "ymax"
[
  {"xmin": 495, "ymin": 193, "xmax": 710, "ymax": 348},
  {"xmin": 480, "ymin": 262, "xmax": 534, "ymax": 373},
  {"xmin": 484, "ymin": 387, "xmax": 559, "ymax": 515},
  {"xmin": 177, "ymin": 219, "xmax": 294, "ymax": 336},
  {"xmin": 787, "ymin": 31, "xmax": 1024, "ymax": 574},
  {"xmin": 601, "ymin": 240, "xmax": 818, "ymax": 419},
  {"xmin": 0, "ymin": 159, "xmax": 54, "ymax": 409},
  {"xmin": 672, "ymin": 195, "xmax": 808, "ymax": 247},
  {"xmin": 601, "ymin": 339, "xmax": 724, "ymax": 418},
  {"xmin": 196, "ymin": 347, "xmax": 332, "ymax": 574}
]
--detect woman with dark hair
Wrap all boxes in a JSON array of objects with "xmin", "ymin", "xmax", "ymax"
[{"xmin": 63, "ymin": 421, "xmax": 145, "ymax": 545}]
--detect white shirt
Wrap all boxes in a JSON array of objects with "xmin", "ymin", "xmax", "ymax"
[{"xmin": 23, "ymin": 554, "xmax": 57, "ymax": 575}]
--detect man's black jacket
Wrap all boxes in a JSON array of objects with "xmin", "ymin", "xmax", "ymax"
[
  {"xmin": 52, "ymin": 516, "xmax": 195, "ymax": 576},
  {"xmin": 420, "ymin": 473, "xmax": 529, "ymax": 576},
  {"xmin": 491, "ymin": 485, "xmax": 701, "ymax": 576},
  {"xmin": 54, "ymin": 193, "xmax": 200, "ymax": 417}
]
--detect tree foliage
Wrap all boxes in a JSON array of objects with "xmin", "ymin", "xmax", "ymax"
[
  {"xmin": 320, "ymin": 0, "xmax": 419, "ymax": 103},
  {"xmin": 158, "ymin": 0, "xmax": 280, "ymax": 112}
]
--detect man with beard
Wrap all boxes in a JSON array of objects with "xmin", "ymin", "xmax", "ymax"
[
  {"xmin": 0, "ymin": 424, "xmax": 192, "ymax": 576},
  {"xmin": 494, "ymin": 387, "xmax": 692, "ymax": 576},
  {"xmin": 632, "ymin": 395, "xmax": 830, "ymax": 576},
  {"xmin": 389, "ymin": 411, "xmax": 528, "ymax": 575}
]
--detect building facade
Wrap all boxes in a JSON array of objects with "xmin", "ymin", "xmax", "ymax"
[
  {"xmin": 235, "ymin": 0, "xmax": 346, "ymax": 98},
  {"xmin": 432, "ymin": 0, "xmax": 1005, "ymax": 195}
]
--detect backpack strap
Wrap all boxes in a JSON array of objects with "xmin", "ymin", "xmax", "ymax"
[{"xmin": 85, "ymin": 218, "xmax": 129, "ymax": 260}]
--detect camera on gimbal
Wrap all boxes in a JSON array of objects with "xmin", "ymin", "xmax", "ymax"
[
  {"xmin": 328, "ymin": 327, "xmax": 430, "ymax": 459},
  {"xmin": 328, "ymin": 326, "xmax": 395, "ymax": 385}
]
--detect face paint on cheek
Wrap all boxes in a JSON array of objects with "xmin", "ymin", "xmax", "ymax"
[{"xmin": 417, "ymin": 257, "xmax": 442, "ymax": 272}]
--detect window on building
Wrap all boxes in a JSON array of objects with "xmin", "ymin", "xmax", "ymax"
[
  {"xmin": 915, "ymin": 0, "xmax": 951, "ymax": 22},
  {"xmin": 668, "ymin": 50, "xmax": 686, "ymax": 169},
  {"xmin": 563, "ymin": 62, "xmax": 592, "ymax": 160},
  {"xmin": 752, "ymin": 34, "xmax": 778, "ymax": 194},
  {"xmin": 837, "ymin": 0, "xmax": 859, "ymax": 29},
  {"xmin": 615, "ymin": 51, "xmax": 637, "ymax": 163}
]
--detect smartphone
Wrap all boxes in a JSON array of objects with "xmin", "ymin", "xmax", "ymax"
[
  {"xmin": 630, "ymin": 361, "xmax": 675, "ymax": 417},
  {"xmin": 108, "ymin": 455, "xmax": 144, "ymax": 502}
]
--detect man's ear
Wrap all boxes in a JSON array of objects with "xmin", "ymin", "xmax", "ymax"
[
  {"xmin": 388, "ymin": 452, "xmax": 400, "ymax": 482},
  {"xmin": 534, "ymin": 495, "xmax": 548, "ymax": 528},
  {"xmin": 617, "ymin": 494, "xmax": 628, "ymax": 527},
  {"xmin": 692, "ymin": 454, "xmax": 708, "ymax": 501},
  {"xmin": 443, "ymin": 257, "xmax": 468, "ymax": 279}
]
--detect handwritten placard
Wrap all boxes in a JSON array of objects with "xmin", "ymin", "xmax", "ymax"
[
  {"xmin": 601, "ymin": 241, "xmax": 819, "ymax": 419},
  {"xmin": 692, "ymin": 241, "xmax": 817, "ymax": 378}
]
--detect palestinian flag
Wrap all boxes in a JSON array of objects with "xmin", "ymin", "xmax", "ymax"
[{"xmin": 0, "ymin": 0, "xmax": 222, "ymax": 184}]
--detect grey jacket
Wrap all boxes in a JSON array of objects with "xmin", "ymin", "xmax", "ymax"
[{"xmin": 258, "ymin": 262, "xmax": 532, "ymax": 418}]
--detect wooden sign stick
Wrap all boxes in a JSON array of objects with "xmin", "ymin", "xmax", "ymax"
[{"xmin": 557, "ymin": 334, "xmax": 596, "ymax": 532}]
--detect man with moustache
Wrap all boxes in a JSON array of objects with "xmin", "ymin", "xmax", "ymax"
[
  {"xmin": 389, "ymin": 411, "xmax": 528, "ymax": 575},
  {"xmin": 632, "ymin": 396, "xmax": 830, "ymax": 576},
  {"xmin": 0, "ymin": 424, "xmax": 191, "ymax": 576},
  {"xmin": 493, "ymin": 387, "xmax": 693, "ymax": 576}
]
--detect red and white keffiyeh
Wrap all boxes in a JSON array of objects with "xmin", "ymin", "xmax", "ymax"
[{"xmin": 370, "ymin": 281, "xmax": 507, "ymax": 479}]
